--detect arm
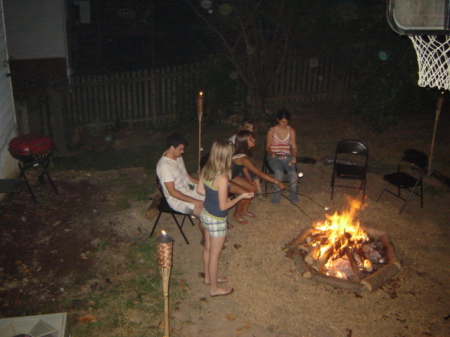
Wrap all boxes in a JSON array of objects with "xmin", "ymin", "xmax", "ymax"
[
  {"xmin": 216, "ymin": 175, "xmax": 254, "ymax": 211},
  {"xmin": 265, "ymin": 128, "xmax": 275, "ymax": 157},
  {"xmin": 187, "ymin": 173, "xmax": 199, "ymax": 185},
  {"xmin": 290, "ymin": 127, "xmax": 298, "ymax": 164},
  {"xmin": 164, "ymin": 181, "xmax": 203, "ymax": 209},
  {"xmin": 242, "ymin": 167, "xmax": 252, "ymax": 182},
  {"xmin": 197, "ymin": 177, "xmax": 205, "ymax": 195},
  {"xmin": 241, "ymin": 156, "xmax": 286, "ymax": 190}
]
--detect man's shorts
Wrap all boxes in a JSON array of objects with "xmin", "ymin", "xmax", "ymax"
[
  {"xmin": 167, "ymin": 188, "xmax": 204, "ymax": 214},
  {"xmin": 200, "ymin": 211, "xmax": 227, "ymax": 238}
]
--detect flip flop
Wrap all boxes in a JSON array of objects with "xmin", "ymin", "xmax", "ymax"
[
  {"xmin": 210, "ymin": 287, "xmax": 234, "ymax": 297},
  {"xmin": 232, "ymin": 217, "xmax": 248, "ymax": 224},
  {"xmin": 244, "ymin": 212, "xmax": 257, "ymax": 218}
]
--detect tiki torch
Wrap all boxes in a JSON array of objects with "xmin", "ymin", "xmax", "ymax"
[
  {"xmin": 157, "ymin": 231, "xmax": 174, "ymax": 337},
  {"xmin": 428, "ymin": 90, "xmax": 444, "ymax": 175},
  {"xmin": 197, "ymin": 91, "xmax": 204, "ymax": 174}
]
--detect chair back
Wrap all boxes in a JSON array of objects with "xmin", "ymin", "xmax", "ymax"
[
  {"xmin": 336, "ymin": 140, "xmax": 368, "ymax": 156},
  {"xmin": 402, "ymin": 149, "xmax": 428, "ymax": 170}
]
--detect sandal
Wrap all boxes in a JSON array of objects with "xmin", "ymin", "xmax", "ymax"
[
  {"xmin": 244, "ymin": 212, "xmax": 256, "ymax": 218},
  {"xmin": 232, "ymin": 217, "xmax": 248, "ymax": 224}
]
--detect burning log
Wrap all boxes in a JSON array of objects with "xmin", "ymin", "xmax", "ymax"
[
  {"xmin": 354, "ymin": 246, "xmax": 373, "ymax": 272},
  {"xmin": 360, "ymin": 263, "xmax": 400, "ymax": 292},
  {"xmin": 304, "ymin": 245, "xmax": 322, "ymax": 265},
  {"xmin": 312, "ymin": 246, "xmax": 334, "ymax": 271},
  {"xmin": 344, "ymin": 247, "xmax": 361, "ymax": 282}
]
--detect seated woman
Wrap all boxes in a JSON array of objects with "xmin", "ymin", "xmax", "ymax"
[
  {"xmin": 229, "ymin": 119, "xmax": 263, "ymax": 198},
  {"xmin": 265, "ymin": 109, "xmax": 298, "ymax": 205},
  {"xmin": 232, "ymin": 130, "xmax": 287, "ymax": 217}
]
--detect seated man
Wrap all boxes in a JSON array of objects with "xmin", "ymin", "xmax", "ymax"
[{"xmin": 156, "ymin": 132, "xmax": 204, "ymax": 218}]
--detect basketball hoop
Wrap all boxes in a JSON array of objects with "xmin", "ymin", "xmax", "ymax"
[
  {"xmin": 387, "ymin": 0, "xmax": 449, "ymax": 175},
  {"xmin": 408, "ymin": 35, "xmax": 450, "ymax": 91}
]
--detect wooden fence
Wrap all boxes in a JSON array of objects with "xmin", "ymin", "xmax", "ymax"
[{"xmin": 17, "ymin": 56, "xmax": 356, "ymax": 135}]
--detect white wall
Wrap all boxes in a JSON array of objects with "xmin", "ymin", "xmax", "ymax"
[
  {"xmin": 0, "ymin": 0, "xmax": 18, "ymax": 179},
  {"xmin": 3, "ymin": 0, "xmax": 67, "ymax": 60}
]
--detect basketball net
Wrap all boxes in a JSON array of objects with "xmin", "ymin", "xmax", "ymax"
[
  {"xmin": 408, "ymin": 35, "xmax": 448, "ymax": 174},
  {"xmin": 408, "ymin": 35, "xmax": 450, "ymax": 91}
]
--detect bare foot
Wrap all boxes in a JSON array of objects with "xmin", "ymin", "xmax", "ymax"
[
  {"xmin": 204, "ymin": 276, "xmax": 228, "ymax": 285},
  {"xmin": 210, "ymin": 287, "xmax": 234, "ymax": 297}
]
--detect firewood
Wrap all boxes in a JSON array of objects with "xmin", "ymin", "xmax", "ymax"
[
  {"xmin": 304, "ymin": 245, "xmax": 321, "ymax": 265},
  {"xmin": 360, "ymin": 263, "xmax": 400, "ymax": 292},
  {"xmin": 310, "ymin": 270, "xmax": 365, "ymax": 292},
  {"xmin": 290, "ymin": 250, "xmax": 310, "ymax": 274},
  {"xmin": 344, "ymin": 247, "xmax": 361, "ymax": 282},
  {"xmin": 380, "ymin": 234, "xmax": 402, "ymax": 269},
  {"xmin": 312, "ymin": 246, "xmax": 334, "ymax": 271},
  {"xmin": 285, "ymin": 226, "xmax": 314, "ymax": 248}
]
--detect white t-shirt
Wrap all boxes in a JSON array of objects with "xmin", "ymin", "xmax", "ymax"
[{"xmin": 156, "ymin": 153, "xmax": 204, "ymax": 213}]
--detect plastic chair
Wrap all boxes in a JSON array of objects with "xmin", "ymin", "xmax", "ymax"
[
  {"xmin": 330, "ymin": 140, "xmax": 368, "ymax": 203},
  {"xmin": 150, "ymin": 176, "xmax": 195, "ymax": 244},
  {"xmin": 376, "ymin": 149, "xmax": 428, "ymax": 215}
]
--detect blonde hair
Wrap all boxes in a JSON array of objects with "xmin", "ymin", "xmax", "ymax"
[{"xmin": 202, "ymin": 140, "xmax": 234, "ymax": 181}]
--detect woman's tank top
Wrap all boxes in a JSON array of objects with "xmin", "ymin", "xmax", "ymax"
[
  {"xmin": 269, "ymin": 126, "xmax": 291, "ymax": 155},
  {"xmin": 203, "ymin": 176, "xmax": 228, "ymax": 219},
  {"xmin": 231, "ymin": 153, "xmax": 247, "ymax": 178}
]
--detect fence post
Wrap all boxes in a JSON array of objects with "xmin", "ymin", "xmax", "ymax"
[{"xmin": 47, "ymin": 86, "xmax": 68, "ymax": 153}]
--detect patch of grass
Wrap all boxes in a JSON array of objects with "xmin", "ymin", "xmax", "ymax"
[{"xmin": 69, "ymin": 239, "xmax": 187, "ymax": 337}]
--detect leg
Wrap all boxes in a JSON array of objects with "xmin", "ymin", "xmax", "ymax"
[
  {"xmin": 285, "ymin": 160, "xmax": 298, "ymax": 202},
  {"xmin": 267, "ymin": 157, "xmax": 283, "ymax": 204},
  {"xmin": 230, "ymin": 178, "xmax": 255, "ymax": 221},
  {"xmin": 208, "ymin": 235, "xmax": 232, "ymax": 296}
]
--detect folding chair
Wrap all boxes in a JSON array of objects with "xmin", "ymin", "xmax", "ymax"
[
  {"xmin": 150, "ymin": 176, "xmax": 195, "ymax": 244},
  {"xmin": 330, "ymin": 140, "xmax": 368, "ymax": 203},
  {"xmin": 376, "ymin": 149, "xmax": 428, "ymax": 215}
]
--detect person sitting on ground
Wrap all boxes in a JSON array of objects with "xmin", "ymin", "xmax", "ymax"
[
  {"xmin": 232, "ymin": 130, "xmax": 287, "ymax": 218},
  {"xmin": 156, "ymin": 133, "xmax": 205, "ymax": 236},
  {"xmin": 197, "ymin": 140, "xmax": 254, "ymax": 297},
  {"xmin": 265, "ymin": 109, "xmax": 299, "ymax": 205}
]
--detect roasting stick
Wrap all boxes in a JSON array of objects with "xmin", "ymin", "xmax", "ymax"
[{"xmin": 254, "ymin": 172, "xmax": 331, "ymax": 212}]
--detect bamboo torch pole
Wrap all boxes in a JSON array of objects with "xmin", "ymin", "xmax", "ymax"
[
  {"xmin": 157, "ymin": 231, "xmax": 174, "ymax": 337},
  {"xmin": 428, "ymin": 91, "xmax": 445, "ymax": 175},
  {"xmin": 197, "ymin": 91, "xmax": 204, "ymax": 174}
]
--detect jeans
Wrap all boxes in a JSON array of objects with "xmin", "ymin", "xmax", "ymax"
[{"xmin": 267, "ymin": 156, "xmax": 298, "ymax": 203}]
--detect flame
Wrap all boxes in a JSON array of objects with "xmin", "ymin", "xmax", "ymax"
[{"xmin": 305, "ymin": 196, "xmax": 370, "ymax": 278}]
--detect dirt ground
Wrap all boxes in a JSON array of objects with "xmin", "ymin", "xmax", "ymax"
[{"xmin": 1, "ymin": 103, "xmax": 449, "ymax": 337}]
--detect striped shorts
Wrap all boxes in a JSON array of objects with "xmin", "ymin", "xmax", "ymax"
[{"xmin": 200, "ymin": 211, "xmax": 227, "ymax": 238}]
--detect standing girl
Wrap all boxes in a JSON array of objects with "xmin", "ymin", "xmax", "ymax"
[{"xmin": 198, "ymin": 140, "xmax": 254, "ymax": 297}]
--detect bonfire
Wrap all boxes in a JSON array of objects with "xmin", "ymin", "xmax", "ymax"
[{"xmin": 285, "ymin": 197, "xmax": 401, "ymax": 292}]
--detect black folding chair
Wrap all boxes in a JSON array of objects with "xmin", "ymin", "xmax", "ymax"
[
  {"xmin": 330, "ymin": 140, "xmax": 368, "ymax": 203},
  {"xmin": 150, "ymin": 176, "xmax": 195, "ymax": 244},
  {"xmin": 376, "ymin": 149, "xmax": 428, "ymax": 215}
]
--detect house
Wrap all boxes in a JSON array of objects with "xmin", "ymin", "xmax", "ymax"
[{"xmin": 0, "ymin": 0, "xmax": 19, "ymax": 181}]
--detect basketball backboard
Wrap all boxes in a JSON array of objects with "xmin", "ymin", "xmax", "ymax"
[{"xmin": 387, "ymin": 0, "xmax": 450, "ymax": 35}]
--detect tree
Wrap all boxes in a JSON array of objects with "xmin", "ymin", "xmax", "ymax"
[{"xmin": 178, "ymin": 0, "xmax": 301, "ymax": 116}]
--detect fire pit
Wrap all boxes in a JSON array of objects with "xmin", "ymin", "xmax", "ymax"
[{"xmin": 285, "ymin": 198, "xmax": 401, "ymax": 292}]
